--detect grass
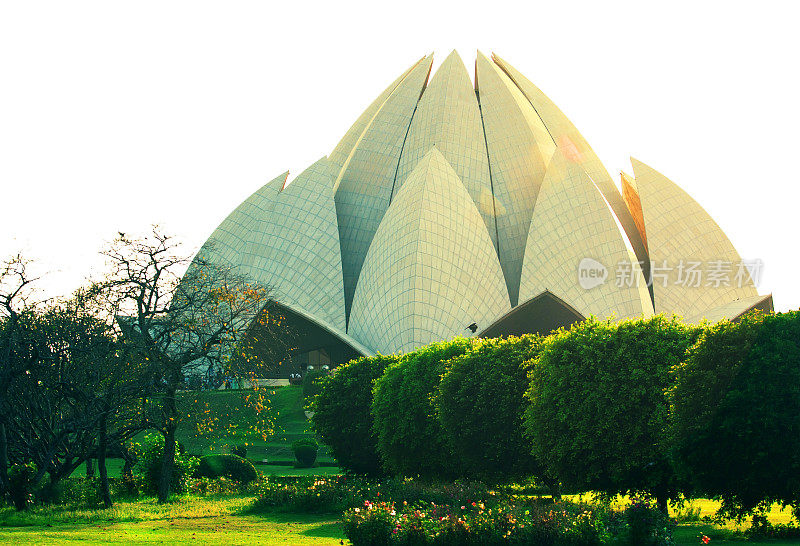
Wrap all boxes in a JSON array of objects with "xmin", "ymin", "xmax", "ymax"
[
  {"xmin": 174, "ymin": 385, "xmax": 326, "ymax": 457},
  {"xmin": 0, "ymin": 513, "xmax": 342, "ymax": 544},
  {"xmin": 0, "ymin": 517, "xmax": 342, "ymax": 545},
  {"xmin": 0, "ymin": 494, "xmax": 345, "ymax": 544}
]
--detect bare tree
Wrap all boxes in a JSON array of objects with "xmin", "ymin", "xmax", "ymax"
[{"xmin": 99, "ymin": 227, "xmax": 285, "ymax": 502}]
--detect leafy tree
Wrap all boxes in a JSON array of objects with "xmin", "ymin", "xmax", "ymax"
[
  {"xmin": 436, "ymin": 335, "xmax": 555, "ymax": 489},
  {"xmin": 312, "ymin": 354, "xmax": 401, "ymax": 476},
  {"xmin": 371, "ymin": 338, "xmax": 476, "ymax": 479},
  {"xmin": 2, "ymin": 290, "xmax": 146, "ymax": 508},
  {"xmin": 524, "ymin": 316, "xmax": 699, "ymax": 511},
  {"xmin": 0, "ymin": 255, "xmax": 41, "ymax": 498},
  {"xmin": 669, "ymin": 310, "xmax": 800, "ymax": 518},
  {"xmin": 98, "ymin": 228, "xmax": 286, "ymax": 502}
]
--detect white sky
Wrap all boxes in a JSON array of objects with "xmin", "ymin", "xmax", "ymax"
[{"xmin": 1, "ymin": 1, "xmax": 798, "ymax": 312}]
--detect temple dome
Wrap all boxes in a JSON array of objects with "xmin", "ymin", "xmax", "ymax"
[{"xmin": 190, "ymin": 51, "xmax": 771, "ymax": 359}]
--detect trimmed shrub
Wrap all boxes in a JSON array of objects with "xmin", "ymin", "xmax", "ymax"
[
  {"xmin": 187, "ymin": 476, "xmax": 260, "ymax": 496},
  {"xmin": 371, "ymin": 338, "xmax": 477, "ymax": 479},
  {"xmin": 436, "ymin": 335, "xmax": 546, "ymax": 483},
  {"xmin": 248, "ymin": 475, "xmax": 491, "ymax": 516},
  {"xmin": 131, "ymin": 433, "xmax": 199, "ymax": 495},
  {"xmin": 312, "ymin": 354, "xmax": 401, "ymax": 476},
  {"xmin": 670, "ymin": 310, "xmax": 800, "ymax": 517},
  {"xmin": 195, "ymin": 454, "xmax": 258, "ymax": 484},
  {"xmin": 292, "ymin": 438, "xmax": 319, "ymax": 468},
  {"xmin": 524, "ymin": 316, "xmax": 699, "ymax": 509}
]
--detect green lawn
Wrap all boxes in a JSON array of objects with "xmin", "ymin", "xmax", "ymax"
[{"xmin": 0, "ymin": 496, "xmax": 343, "ymax": 545}]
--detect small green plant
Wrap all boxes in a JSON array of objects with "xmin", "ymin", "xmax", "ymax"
[
  {"xmin": 673, "ymin": 503, "xmax": 701, "ymax": 523},
  {"xmin": 621, "ymin": 498, "xmax": 674, "ymax": 545},
  {"xmin": 8, "ymin": 461, "xmax": 38, "ymax": 511},
  {"xmin": 292, "ymin": 438, "xmax": 318, "ymax": 468}
]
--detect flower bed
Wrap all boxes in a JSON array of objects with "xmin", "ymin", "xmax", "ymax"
[{"xmin": 342, "ymin": 500, "xmax": 610, "ymax": 545}]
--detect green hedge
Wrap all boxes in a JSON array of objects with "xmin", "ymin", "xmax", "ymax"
[
  {"xmin": 524, "ymin": 316, "xmax": 699, "ymax": 508},
  {"xmin": 312, "ymin": 354, "xmax": 401, "ymax": 476},
  {"xmin": 371, "ymin": 338, "xmax": 477, "ymax": 479},
  {"xmin": 670, "ymin": 310, "xmax": 800, "ymax": 517},
  {"xmin": 436, "ymin": 335, "xmax": 546, "ymax": 483}
]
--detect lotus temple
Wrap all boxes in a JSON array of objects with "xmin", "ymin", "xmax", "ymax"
[{"xmin": 189, "ymin": 51, "xmax": 772, "ymax": 371}]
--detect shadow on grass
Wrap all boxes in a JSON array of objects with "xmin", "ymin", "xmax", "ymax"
[
  {"xmin": 299, "ymin": 521, "xmax": 344, "ymax": 539},
  {"xmin": 244, "ymin": 512, "xmax": 345, "ymax": 539}
]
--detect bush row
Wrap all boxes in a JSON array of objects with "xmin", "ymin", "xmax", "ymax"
[{"xmin": 313, "ymin": 310, "xmax": 800, "ymax": 518}]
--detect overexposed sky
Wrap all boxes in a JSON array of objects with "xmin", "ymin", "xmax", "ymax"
[{"xmin": 1, "ymin": 1, "xmax": 798, "ymax": 311}]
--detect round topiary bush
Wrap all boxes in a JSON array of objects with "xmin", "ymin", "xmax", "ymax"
[
  {"xmin": 312, "ymin": 354, "xmax": 402, "ymax": 476},
  {"xmin": 196, "ymin": 454, "xmax": 258, "ymax": 483},
  {"xmin": 292, "ymin": 438, "xmax": 319, "ymax": 468}
]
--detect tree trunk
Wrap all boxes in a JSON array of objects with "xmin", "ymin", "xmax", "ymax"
[
  {"xmin": 656, "ymin": 492, "xmax": 669, "ymax": 515},
  {"xmin": 85, "ymin": 457, "xmax": 95, "ymax": 478},
  {"xmin": 120, "ymin": 442, "xmax": 136, "ymax": 494},
  {"xmin": 0, "ymin": 422, "xmax": 9, "ymax": 498},
  {"xmin": 546, "ymin": 478, "xmax": 562, "ymax": 502},
  {"xmin": 157, "ymin": 386, "xmax": 178, "ymax": 503},
  {"xmin": 98, "ymin": 414, "xmax": 112, "ymax": 508}
]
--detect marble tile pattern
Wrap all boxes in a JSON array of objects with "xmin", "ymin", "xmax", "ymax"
[{"xmin": 349, "ymin": 147, "xmax": 510, "ymax": 354}]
